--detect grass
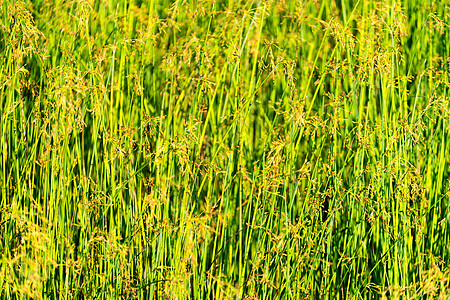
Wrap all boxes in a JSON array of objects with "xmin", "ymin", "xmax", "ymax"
[{"xmin": 1, "ymin": 0, "xmax": 450, "ymax": 298}]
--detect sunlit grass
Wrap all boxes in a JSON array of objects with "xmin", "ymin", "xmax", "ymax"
[{"xmin": 1, "ymin": 0, "xmax": 449, "ymax": 298}]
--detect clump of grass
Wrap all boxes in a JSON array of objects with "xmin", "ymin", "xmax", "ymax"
[{"xmin": 1, "ymin": 0, "xmax": 449, "ymax": 298}]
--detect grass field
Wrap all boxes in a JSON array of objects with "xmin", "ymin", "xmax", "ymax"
[{"xmin": 1, "ymin": 0, "xmax": 450, "ymax": 298}]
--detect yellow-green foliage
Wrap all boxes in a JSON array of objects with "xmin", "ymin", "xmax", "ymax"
[{"xmin": 1, "ymin": 0, "xmax": 450, "ymax": 299}]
